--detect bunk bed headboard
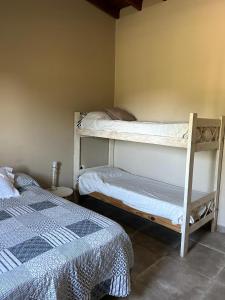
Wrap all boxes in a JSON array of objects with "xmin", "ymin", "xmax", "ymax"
[{"xmin": 73, "ymin": 112, "xmax": 116, "ymax": 189}]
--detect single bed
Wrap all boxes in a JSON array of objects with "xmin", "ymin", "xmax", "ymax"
[
  {"xmin": 0, "ymin": 175, "xmax": 133, "ymax": 300},
  {"xmin": 80, "ymin": 118, "xmax": 189, "ymax": 140},
  {"xmin": 78, "ymin": 113, "xmax": 219, "ymax": 149},
  {"xmin": 79, "ymin": 166, "xmax": 207, "ymax": 226}
]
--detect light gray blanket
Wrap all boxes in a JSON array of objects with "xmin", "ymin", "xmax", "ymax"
[{"xmin": 0, "ymin": 185, "xmax": 133, "ymax": 300}]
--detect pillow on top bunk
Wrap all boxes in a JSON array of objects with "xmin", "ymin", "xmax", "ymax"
[
  {"xmin": 0, "ymin": 167, "xmax": 20, "ymax": 199},
  {"xmin": 105, "ymin": 107, "xmax": 137, "ymax": 121},
  {"xmin": 84, "ymin": 111, "xmax": 112, "ymax": 120}
]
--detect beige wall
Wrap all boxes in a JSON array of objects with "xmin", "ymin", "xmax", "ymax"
[
  {"xmin": 1, "ymin": 0, "xmax": 225, "ymax": 227},
  {"xmin": 115, "ymin": 0, "xmax": 225, "ymax": 120},
  {"xmin": 0, "ymin": 0, "xmax": 115, "ymax": 187},
  {"xmin": 115, "ymin": 0, "xmax": 225, "ymax": 227}
]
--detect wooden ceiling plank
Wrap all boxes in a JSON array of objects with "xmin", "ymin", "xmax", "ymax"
[
  {"xmin": 86, "ymin": 0, "xmax": 120, "ymax": 19},
  {"xmin": 86, "ymin": 0, "xmax": 146, "ymax": 19},
  {"xmin": 113, "ymin": 0, "xmax": 130, "ymax": 10},
  {"xmin": 126, "ymin": 0, "xmax": 143, "ymax": 10}
]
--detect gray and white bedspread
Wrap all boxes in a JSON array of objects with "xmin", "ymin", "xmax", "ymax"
[{"xmin": 0, "ymin": 185, "xmax": 133, "ymax": 300}]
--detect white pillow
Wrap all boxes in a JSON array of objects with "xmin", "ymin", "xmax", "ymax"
[
  {"xmin": 0, "ymin": 167, "xmax": 14, "ymax": 183},
  {"xmin": 84, "ymin": 112, "xmax": 112, "ymax": 120},
  {"xmin": 0, "ymin": 167, "xmax": 20, "ymax": 199},
  {"xmin": 0, "ymin": 174, "xmax": 20, "ymax": 199}
]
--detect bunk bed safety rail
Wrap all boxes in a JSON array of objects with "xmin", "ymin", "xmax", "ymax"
[
  {"xmin": 194, "ymin": 117, "xmax": 221, "ymax": 152},
  {"xmin": 190, "ymin": 192, "xmax": 216, "ymax": 211},
  {"xmin": 188, "ymin": 192, "xmax": 216, "ymax": 234}
]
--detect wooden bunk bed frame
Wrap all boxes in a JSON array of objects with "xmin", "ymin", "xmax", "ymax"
[{"xmin": 73, "ymin": 112, "xmax": 225, "ymax": 257}]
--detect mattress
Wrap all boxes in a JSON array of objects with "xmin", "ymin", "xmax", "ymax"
[
  {"xmin": 79, "ymin": 167, "xmax": 207, "ymax": 225},
  {"xmin": 80, "ymin": 118, "xmax": 189, "ymax": 140},
  {"xmin": 0, "ymin": 182, "xmax": 133, "ymax": 300}
]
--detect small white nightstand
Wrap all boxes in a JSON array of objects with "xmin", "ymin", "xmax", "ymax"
[{"xmin": 47, "ymin": 187, "xmax": 73, "ymax": 199}]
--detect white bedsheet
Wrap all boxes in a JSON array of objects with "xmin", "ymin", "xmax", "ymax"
[
  {"xmin": 79, "ymin": 167, "xmax": 207, "ymax": 225},
  {"xmin": 80, "ymin": 118, "xmax": 189, "ymax": 139}
]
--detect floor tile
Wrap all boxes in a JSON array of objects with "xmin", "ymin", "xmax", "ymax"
[
  {"xmin": 176, "ymin": 243, "xmax": 225, "ymax": 279},
  {"xmin": 191, "ymin": 229, "xmax": 225, "ymax": 254},
  {"xmin": 131, "ymin": 243, "xmax": 161, "ymax": 278},
  {"xmin": 136, "ymin": 222, "xmax": 180, "ymax": 249},
  {"xmin": 82, "ymin": 199, "xmax": 225, "ymax": 299},
  {"xmin": 203, "ymin": 281, "xmax": 225, "ymax": 300},
  {"xmin": 127, "ymin": 280, "xmax": 179, "ymax": 300},
  {"xmin": 104, "ymin": 280, "xmax": 178, "ymax": 300},
  {"xmin": 215, "ymin": 266, "xmax": 225, "ymax": 285},
  {"xmin": 131, "ymin": 230, "xmax": 171, "ymax": 257},
  {"xmin": 136, "ymin": 256, "xmax": 210, "ymax": 300}
]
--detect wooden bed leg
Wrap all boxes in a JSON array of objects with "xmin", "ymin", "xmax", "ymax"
[
  {"xmin": 211, "ymin": 116, "xmax": 225, "ymax": 233},
  {"xmin": 180, "ymin": 113, "xmax": 197, "ymax": 257},
  {"xmin": 74, "ymin": 112, "xmax": 81, "ymax": 191},
  {"xmin": 211, "ymin": 220, "xmax": 216, "ymax": 233},
  {"xmin": 181, "ymin": 230, "xmax": 189, "ymax": 258}
]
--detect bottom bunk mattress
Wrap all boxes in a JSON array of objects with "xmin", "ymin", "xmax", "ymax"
[
  {"xmin": 0, "ymin": 184, "xmax": 133, "ymax": 300},
  {"xmin": 79, "ymin": 167, "xmax": 207, "ymax": 225}
]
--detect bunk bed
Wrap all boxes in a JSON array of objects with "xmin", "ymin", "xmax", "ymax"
[{"xmin": 73, "ymin": 112, "xmax": 225, "ymax": 257}]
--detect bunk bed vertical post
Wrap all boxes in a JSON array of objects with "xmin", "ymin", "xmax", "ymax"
[
  {"xmin": 108, "ymin": 140, "xmax": 115, "ymax": 167},
  {"xmin": 180, "ymin": 113, "xmax": 197, "ymax": 257},
  {"xmin": 211, "ymin": 116, "xmax": 225, "ymax": 232},
  {"xmin": 74, "ymin": 112, "xmax": 81, "ymax": 190}
]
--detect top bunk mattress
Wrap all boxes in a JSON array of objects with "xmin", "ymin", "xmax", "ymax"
[
  {"xmin": 79, "ymin": 118, "xmax": 189, "ymax": 140},
  {"xmin": 78, "ymin": 166, "xmax": 207, "ymax": 225}
]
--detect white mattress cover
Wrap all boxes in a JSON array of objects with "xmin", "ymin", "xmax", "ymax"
[
  {"xmin": 79, "ymin": 167, "xmax": 207, "ymax": 225},
  {"xmin": 80, "ymin": 119, "xmax": 189, "ymax": 139}
]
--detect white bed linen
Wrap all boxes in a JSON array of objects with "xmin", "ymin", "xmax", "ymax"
[
  {"xmin": 79, "ymin": 167, "xmax": 207, "ymax": 225},
  {"xmin": 0, "ymin": 167, "xmax": 19, "ymax": 199},
  {"xmin": 80, "ymin": 118, "xmax": 189, "ymax": 139}
]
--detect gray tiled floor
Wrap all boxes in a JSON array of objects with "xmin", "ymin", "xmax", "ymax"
[
  {"xmin": 105, "ymin": 223, "xmax": 225, "ymax": 300},
  {"xmin": 81, "ymin": 197, "xmax": 225, "ymax": 299},
  {"xmin": 104, "ymin": 223, "xmax": 225, "ymax": 300}
]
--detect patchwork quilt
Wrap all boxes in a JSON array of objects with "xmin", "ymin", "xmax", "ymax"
[{"xmin": 0, "ymin": 185, "xmax": 133, "ymax": 300}]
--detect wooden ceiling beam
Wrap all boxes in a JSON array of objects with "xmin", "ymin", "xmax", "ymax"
[
  {"xmin": 125, "ymin": 0, "xmax": 143, "ymax": 10},
  {"xmin": 86, "ymin": 0, "xmax": 120, "ymax": 19},
  {"xmin": 86, "ymin": 0, "xmax": 145, "ymax": 19}
]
